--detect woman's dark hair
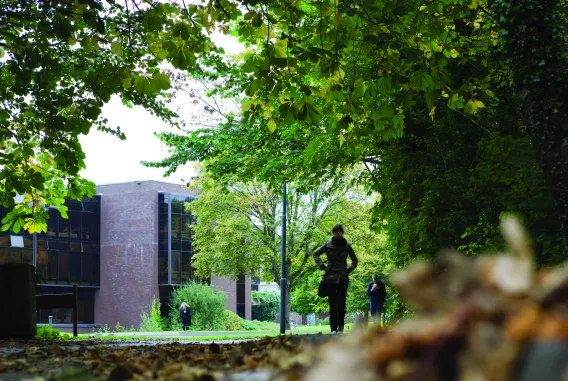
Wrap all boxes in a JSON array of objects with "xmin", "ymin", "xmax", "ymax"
[
  {"xmin": 331, "ymin": 224, "xmax": 344, "ymax": 234},
  {"xmin": 372, "ymin": 274, "xmax": 380, "ymax": 282}
]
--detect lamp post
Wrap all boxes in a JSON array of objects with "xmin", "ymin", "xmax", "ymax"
[{"xmin": 280, "ymin": 183, "xmax": 287, "ymax": 335}]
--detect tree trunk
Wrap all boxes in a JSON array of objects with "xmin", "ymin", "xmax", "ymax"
[{"xmin": 491, "ymin": 0, "xmax": 568, "ymax": 242}]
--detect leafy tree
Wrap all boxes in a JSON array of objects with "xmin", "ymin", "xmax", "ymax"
[
  {"xmin": 146, "ymin": 0, "xmax": 568, "ymax": 260},
  {"xmin": 184, "ymin": 171, "xmax": 371, "ymax": 328},
  {"xmin": 489, "ymin": 0, "xmax": 568, "ymax": 241},
  {"xmin": 0, "ymin": 0, "xmax": 224, "ymax": 233},
  {"xmin": 251, "ymin": 291, "xmax": 280, "ymax": 322}
]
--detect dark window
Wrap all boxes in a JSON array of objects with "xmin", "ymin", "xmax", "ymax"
[
  {"xmin": 158, "ymin": 193, "xmax": 197, "ymax": 286},
  {"xmin": 0, "ymin": 247, "xmax": 8, "ymax": 265},
  {"xmin": 171, "ymin": 239, "xmax": 181, "ymax": 251},
  {"xmin": 70, "ymin": 242, "xmax": 81, "ymax": 252},
  {"xmin": 58, "ymin": 251, "xmax": 69, "ymax": 284},
  {"xmin": 181, "ymin": 241, "xmax": 192, "ymax": 251},
  {"xmin": 181, "ymin": 251, "xmax": 192, "ymax": 282},
  {"xmin": 47, "ymin": 250, "xmax": 58, "ymax": 283},
  {"xmin": 36, "ymin": 286, "xmax": 95, "ymax": 324},
  {"xmin": 181, "ymin": 215, "xmax": 191, "ymax": 240},
  {"xmin": 171, "ymin": 214, "xmax": 181, "ymax": 240},
  {"xmin": 35, "ymin": 250, "xmax": 48, "ymax": 284},
  {"xmin": 22, "ymin": 248, "xmax": 33, "ymax": 265},
  {"xmin": 171, "ymin": 250, "xmax": 181, "ymax": 284},
  {"xmin": 69, "ymin": 199, "xmax": 83, "ymax": 211},
  {"xmin": 81, "ymin": 213, "xmax": 93, "ymax": 241},
  {"xmin": 58, "ymin": 213, "xmax": 70, "ymax": 238},
  {"xmin": 236, "ymin": 274, "xmax": 246, "ymax": 318},
  {"xmin": 236, "ymin": 303, "xmax": 245, "ymax": 319},
  {"xmin": 81, "ymin": 253, "xmax": 94, "ymax": 284},
  {"xmin": 159, "ymin": 251, "xmax": 168, "ymax": 284},
  {"xmin": 68, "ymin": 211, "xmax": 81, "ymax": 240},
  {"xmin": 171, "ymin": 199, "xmax": 183, "ymax": 214},
  {"xmin": 69, "ymin": 252, "xmax": 81, "ymax": 283}
]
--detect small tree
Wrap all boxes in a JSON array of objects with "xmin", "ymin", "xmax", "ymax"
[
  {"xmin": 251, "ymin": 291, "xmax": 280, "ymax": 322},
  {"xmin": 169, "ymin": 281, "xmax": 226, "ymax": 330},
  {"xmin": 139, "ymin": 296, "xmax": 164, "ymax": 332}
]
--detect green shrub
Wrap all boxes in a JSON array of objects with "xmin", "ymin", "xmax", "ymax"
[
  {"xmin": 222, "ymin": 310, "xmax": 242, "ymax": 331},
  {"xmin": 139, "ymin": 297, "xmax": 164, "ymax": 332},
  {"xmin": 251, "ymin": 291, "xmax": 280, "ymax": 322},
  {"xmin": 317, "ymin": 317, "xmax": 330, "ymax": 326},
  {"xmin": 169, "ymin": 281, "xmax": 226, "ymax": 330},
  {"xmin": 36, "ymin": 325, "xmax": 61, "ymax": 339}
]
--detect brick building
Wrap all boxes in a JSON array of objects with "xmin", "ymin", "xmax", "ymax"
[{"xmin": 0, "ymin": 180, "xmax": 251, "ymax": 332}]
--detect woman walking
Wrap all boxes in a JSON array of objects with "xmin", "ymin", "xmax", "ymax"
[{"xmin": 312, "ymin": 224, "xmax": 358, "ymax": 334}]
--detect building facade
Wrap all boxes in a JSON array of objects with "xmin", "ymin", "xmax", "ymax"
[{"xmin": 0, "ymin": 180, "xmax": 251, "ymax": 331}]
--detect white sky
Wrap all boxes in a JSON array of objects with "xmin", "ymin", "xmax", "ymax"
[{"xmin": 79, "ymin": 32, "xmax": 243, "ymax": 186}]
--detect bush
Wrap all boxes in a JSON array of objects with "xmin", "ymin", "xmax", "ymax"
[
  {"xmin": 169, "ymin": 281, "xmax": 226, "ymax": 330},
  {"xmin": 139, "ymin": 297, "xmax": 164, "ymax": 332},
  {"xmin": 317, "ymin": 317, "xmax": 330, "ymax": 326},
  {"xmin": 222, "ymin": 310, "xmax": 242, "ymax": 331},
  {"xmin": 251, "ymin": 291, "xmax": 280, "ymax": 322},
  {"xmin": 36, "ymin": 325, "xmax": 61, "ymax": 339}
]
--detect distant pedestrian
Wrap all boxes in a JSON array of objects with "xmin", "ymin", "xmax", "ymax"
[
  {"xmin": 180, "ymin": 302, "xmax": 192, "ymax": 331},
  {"xmin": 312, "ymin": 224, "xmax": 358, "ymax": 334},
  {"xmin": 367, "ymin": 274, "xmax": 386, "ymax": 326}
]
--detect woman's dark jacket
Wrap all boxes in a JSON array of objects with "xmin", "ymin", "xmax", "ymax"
[
  {"xmin": 180, "ymin": 306, "xmax": 191, "ymax": 326},
  {"xmin": 312, "ymin": 237, "xmax": 358, "ymax": 283},
  {"xmin": 367, "ymin": 280, "xmax": 386, "ymax": 306}
]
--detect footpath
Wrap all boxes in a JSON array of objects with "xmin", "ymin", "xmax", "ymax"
[{"xmin": 92, "ymin": 329, "xmax": 329, "ymax": 338}]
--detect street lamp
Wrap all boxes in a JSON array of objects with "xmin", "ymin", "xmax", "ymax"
[{"xmin": 280, "ymin": 183, "xmax": 287, "ymax": 335}]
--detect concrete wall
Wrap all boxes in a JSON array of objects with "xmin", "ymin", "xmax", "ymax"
[
  {"xmin": 211, "ymin": 275, "xmax": 236, "ymax": 313},
  {"xmin": 94, "ymin": 181, "xmax": 190, "ymax": 328}
]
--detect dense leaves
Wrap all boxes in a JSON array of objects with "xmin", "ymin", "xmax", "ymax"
[
  {"xmin": 251, "ymin": 291, "xmax": 280, "ymax": 322},
  {"xmin": 0, "ymin": 0, "xmax": 219, "ymax": 233}
]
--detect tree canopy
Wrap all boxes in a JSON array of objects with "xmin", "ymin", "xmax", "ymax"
[
  {"xmin": 2, "ymin": 0, "xmax": 566, "ymax": 268},
  {"xmin": 1, "ymin": 0, "xmax": 223, "ymax": 233},
  {"xmin": 147, "ymin": 0, "xmax": 567, "ymax": 265}
]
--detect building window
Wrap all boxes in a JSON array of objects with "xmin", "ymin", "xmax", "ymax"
[
  {"xmin": 236, "ymin": 274, "xmax": 246, "ymax": 318},
  {"xmin": 36, "ymin": 286, "xmax": 96, "ymax": 324},
  {"xmin": 158, "ymin": 193, "xmax": 196, "ymax": 286},
  {"xmin": 0, "ymin": 196, "xmax": 101, "ymax": 286}
]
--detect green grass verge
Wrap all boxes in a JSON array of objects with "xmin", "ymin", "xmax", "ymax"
[{"xmin": 76, "ymin": 333, "xmax": 281, "ymax": 341}]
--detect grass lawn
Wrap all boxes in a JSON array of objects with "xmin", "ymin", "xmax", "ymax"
[{"xmin": 75, "ymin": 333, "xmax": 281, "ymax": 341}]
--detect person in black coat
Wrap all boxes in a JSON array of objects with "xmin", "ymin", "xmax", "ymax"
[
  {"xmin": 312, "ymin": 224, "xmax": 358, "ymax": 334},
  {"xmin": 180, "ymin": 302, "xmax": 192, "ymax": 331},
  {"xmin": 367, "ymin": 274, "xmax": 386, "ymax": 323}
]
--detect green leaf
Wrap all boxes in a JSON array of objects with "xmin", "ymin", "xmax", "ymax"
[
  {"xmin": 464, "ymin": 99, "xmax": 485, "ymax": 115},
  {"xmin": 121, "ymin": 75, "xmax": 132, "ymax": 88},
  {"xmin": 376, "ymin": 77, "xmax": 393, "ymax": 95},
  {"xmin": 274, "ymin": 39, "xmax": 287, "ymax": 58},
  {"xmin": 111, "ymin": 42, "xmax": 123, "ymax": 57},
  {"xmin": 410, "ymin": 71, "xmax": 434, "ymax": 91},
  {"xmin": 134, "ymin": 76, "xmax": 153, "ymax": 96},
  {"xmin": 447, "ymin": 93, "xmax": 465, "ymax": 109},
  {"xmin": 267, "ymin": 119, "xmax": 277, "ymax": 133},
  {"xmin": 80, "ymin": 37, "xmax": 93, "ymax": 52},
  {"xmin": 152, "ymin": 72, "xmax": 171, "ymax": 90},
  {"xmin": 353, "ymin": 78, "xmax": 367, "ymax": 99}
]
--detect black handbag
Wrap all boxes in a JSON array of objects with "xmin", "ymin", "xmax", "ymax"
[{"xmin": 317, "ymin": 255, "xmax": 339, "ymax": 298}]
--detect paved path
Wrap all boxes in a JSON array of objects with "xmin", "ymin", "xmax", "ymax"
[{"xmin": 92, "ymin": 330, "xmax": 330, "ymax": 338}]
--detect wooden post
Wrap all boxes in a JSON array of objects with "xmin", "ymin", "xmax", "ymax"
[{"xmin": 72, "ymin": 284, "xmax": 78, "ymax": 337}]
